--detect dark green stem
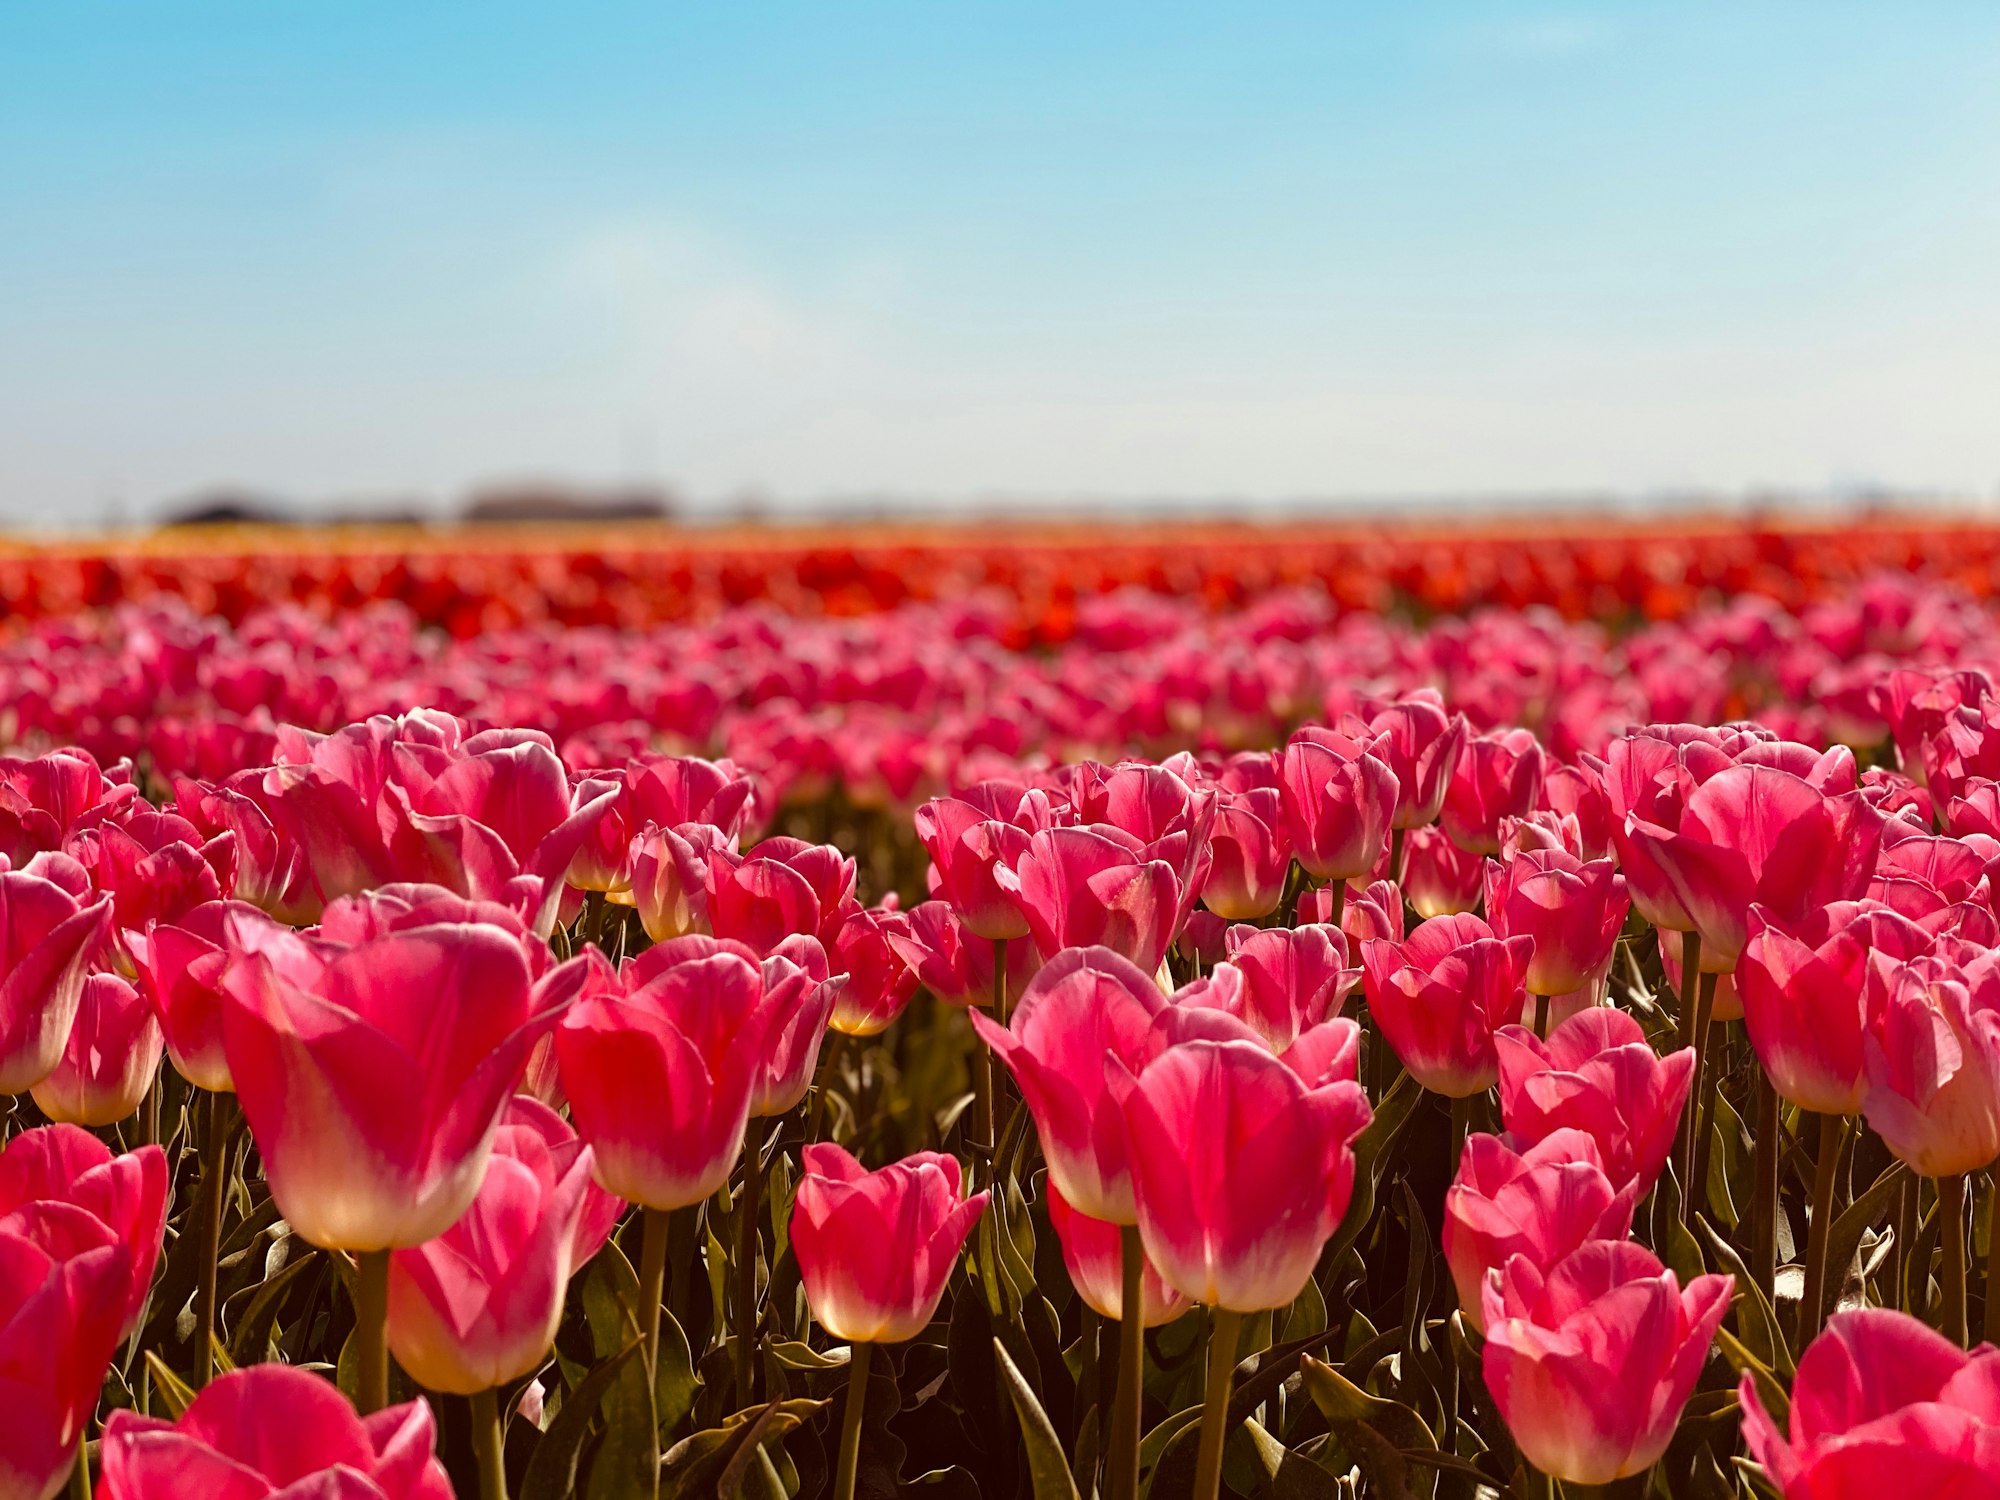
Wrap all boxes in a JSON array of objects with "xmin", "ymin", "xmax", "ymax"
[
  {"xmin": 1799, "ymin": 1112, "xmax": 1846, "ymax": 1346},
  {"xmin": 1192, "ymin": 1309, "xmax": 1244, "ymax": 1500},
  {"xmin": 1681, "ymin": 970, "xmax": 1717, "ymax": 1226},
  {"xmin": 354, "ymin": 1249, "xmax": 390, "ymax": 1414},
  {"xmin": 1944, "ymin": 1172, "xmax": 1969, "ymax": 1345},
  {"xmin": 470, "ymin": 1386, "xmax": 508, "ymax": 1500},
  {"xmin": 1751, "ymin": 1069, "xmax": 1779, "ymax": 1301},
  {"xmin": 1109, "ymin": 1226, "xmax": 1145, "ymax": 1500},
  {"xmin": 735, "ymin": 1130, "xmax": 765, "ymax": 1411},
  {"xmin": 832, "ymin": 1341, "xmax": 874, "ymax": 1500}
]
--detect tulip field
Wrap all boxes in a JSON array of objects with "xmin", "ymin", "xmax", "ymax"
[{"xmin": 13, "ymin": 524, "xmax": 2000, "ymax": 1500}]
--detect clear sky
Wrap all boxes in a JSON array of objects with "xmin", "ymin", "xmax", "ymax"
[{"xmin": 3, "ymin": 2, "xmax": 1999, "ymax": 523}]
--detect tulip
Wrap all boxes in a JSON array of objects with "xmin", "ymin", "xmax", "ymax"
[
  {"xmin": 0, "ymin": 1124, "xmax": 168, "ymax": 1341},
  {"xmin": 0, "ymin": 748, "xmax": 130, "ymax": 864},
  {"xmin": 1441, "ymin": 1129, "xmax": 1638, "ymax": 1332},
  {"xmin": 1202, "ymin": 786, "xmax": 1291, "ymax": 920},
  {"xmin": 1494, "ymin": 1007, "xmax": 1696, "ymax": 1193},
  {"xmin": 828, "ymin": 906, "xmax": 920, "ymax": 1037},
  {"xmin": 914, "ymin": 795, "xmax": 1037, "ymax": 941},
  {"xmin": 996, "ymin": 825, "xmax": 1181, "ymax": 973},
  {"xmin": 388, "ymin": 1098, "xmax": 618, "ymax": 1394},
  {"xmin": 1541, "ymin": 759, "xmax": 1615, "ymax": 862},
  {"xmin": 1400, "ymin": 825, "xmax": 1484, "ymax": 918},
  {"xmin": 794, "ymin": 1144, "xmax": 989, "ymax": 1500},
  {"xmin": 1341, "ymin": 878, "xmax": 1405, "ymax": 945},
  {"xmin": 1483, "ymin": 848, "xmax": 1629, "ymax": 999},
  {"xmin": 1277, "ymin": 728, "xmax": 1400, "ymax": 882},
  {"xmin": 1217, "ymin": 924, "xmax": 1359, "ymax": 1053},
  {"xmin": 30, "ymin": 971, "xmax": 163, "ymax": 1128},
  {"xmin": 129, "ymin": 900, "xmax": 277, "ymax": 1093},
  {"xmin": 707, "ymin": 837, "xmax": 858, "ymax": 953},
  {"xmin": 1045, "ymin": 1178, "xmax": 1189, "ymax": 1328},
  {"xmin": 66, "ymin": 810, "xmax": 231, "ymax": 952},
  {"xmin": 171, "ymin": 776, "xmax": 316, "ymax": 924},
  {"xmin": 1739, "ymin": 1308, "xmax": 2000, "ymax": 1497},
  {"xmin": 1359, "ymin": 693, "xmax": 1467, "ymax": 831},
  {"xmin": 98, "ymin": 1363, "xmax": 453, "ymax": 1500},
  {"xmin": 0, "ymin": 870, "xmax": 112, "ymax": 1095},
  {"xmin": 0, "ymin": 1201, "xmax": 136, "ymax": 1500},
  {"xmin": 1481, "ymin": 1240, "xmax": 1732, "ymax": 1485},
  {"xmin": 1442, "ymin": 728, "xmax": 1544, "ymax": 855},
  {"xmin": 1656, "ymin": 928, "xmax": 1743, "ymax": 1022},
  {"xmin": 1361, "ymin": 914, "xmax": 1532, "ymax": 1097},
  {"xmin": 1861, "ymin": 952, "xmax": 2000, "ymax": 1180},
  {"xmin": 884, "ymin": 900, "xmax": 1040, "ymax": 1009}
]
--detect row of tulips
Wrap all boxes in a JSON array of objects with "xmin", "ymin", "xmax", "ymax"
[{"xmin": 9, "ymin": 581, "xmax": 2000, "ymax": 1496}]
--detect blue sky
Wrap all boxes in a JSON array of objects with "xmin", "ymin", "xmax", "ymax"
[{"xmin": 3, "ymin": 3, "xmax": 1999, "ymax": 522}]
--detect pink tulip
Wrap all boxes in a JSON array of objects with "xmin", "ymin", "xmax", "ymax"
[
  {"xmin": 388, "ymin": 1098, "xmax": 618, "ymax": 1394},
  {"xmin": 1442, "ymin": 1129, "xmax": 1639, "ymax": 1332},
  {"xmin": 1362, "ymin": 913, "xmax": 1532, "ymax": 1097},
  {"xmin": 1541, "ymin": 759, "xmax": 1615, "ymax": 862},
  {"xmin": 1443, "ymin": 728, "xmax": 1544, "ymax": 855},
  {"xmin": 222, "ymin": 919, "xmax": 581, "ymax": 1250},
  {"xmin": 1400, "ymin": 826, "xmax": 1484, "ymax": 918},
  {"xmin": 1481, "ymin": 1240, "xmax": 1732, "ymax": 1485},
  {"xmin": 128, "ymin": 900, "xmax": 277, "ymax": 1093},
  {"xmin": 1216, "ymin": 924, "xmax": 1359, "ymax": 1053},
  {"xmin": 1359, "ymin": 693, "xmax": 1468, "ymax": 830},
  {"xmin": 0, "ymin": 870, "xmax": 112, "ymax": 1094},
  {"xmin": 1277, "ymin": 727, "xmax": 1400, "ymax": 882},
  {"xmin": 1657, "ymin": 928, "xmax": 1744, "ymax": 1022},
  {"xmin": 0, "ymin": 1201, "xmax": 136, "ymax": 1500},
  {"xmin": 1341, "ymin": 878, "xmax": 1406, "ymax": 945},
  {"xmin": 99, "ymin": 1363, "xmax": 453, "ymax": 1500},
  {"xmin": 1736, "ymin": 901, "xmax": 1932, "ymax": 1115},
  {"xmin": 0, "ymin": 748, "xmax": 132, "ymax": 864},
  {"xmin": 556, "ymin": 936, "xmax": 773, "ymax": 1209},
  {"xmin": 1045, "ymin": 1178, "xmax": 1189, "ymax": 1328},
  {"xmin": 171, "ymin": 776, "xmax": 316, "ymax": 924},
  {"xmin": 751, "ymin": 937, "xmax": 842, "ymax": 1116},
  {"xmin": 1107, "ymin": 1037, "xmax": 1372, "ymax": 1310},
  {"xmin": 1494, "ymin": 1008, "xmax": 1696, "ymax": 1193},
  {"xmin": 67, "ymin": 810, "xmax": 231, "ymax": 949},
  {"xmin": 1160, "ymin": 970, "xmax": 1363, "ymax": 1089},
  {"xmin": 0, "ymin": 1124, "xmax": 168, "ymax": 1340},
  {"xmin": 1604, "ymin": 727, "xmax": 1749, "ymax": 932},
  {"xmin": 1202, "ymin": 786, "xmax": 1291, "ymax": 920},
  {"xmin": 1739, "ymin": 1307, "xmax": 2000, "ymax": 1497},
  {"xmin": 628, "ymin": 820, "xmax": 721, "ymax": 941},
  {"xmin": 1483, "ymin": 848, "xmax": 1629, "ymax": 996},
  {"xmin": 996, "ymin": 825, "xmax": 1181, "ymax": 973},
  {"xmin": 1860, "ymin": 951, "xmax": 2000, "ymax": 1177},
  {"xmin": 707, "ymin": 837, "xmax": 858, "ymax": 953},
  {"xmin": 914, "ymin": 793, "xmax": 1041, "ymax": 942},
  {"xmin": 792, "ymin": 1143, "xmax": 988, "ymax": 1343},
  {"xmin": 30, "ymin": 971, "xmax": 163, "ymax": 1127},
  {"xmin": 829, "ymin": 906, "xmax": 920, "ymax": 1036},
  {"xmin": 884, "ymin": 900, "xmax": 1041, "ymax": 1009},
  {"xmin": 1622, "ymin": 763, "xmax": 1885, "ymax": 970},
  {"xmin": 969, "ymin": 946, "xmax": 1169, "ymax": 1222}
]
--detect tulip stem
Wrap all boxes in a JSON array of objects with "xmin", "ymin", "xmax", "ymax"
[
  {"xmin": 354, "ymin": 1248, "xmax": 390, "ymax": 1414},
  {"xmin": 70, "ymin": 1447, "xmax": 89, "ymax": 1500},
  {"xmin": 1531, "ymin": 992, "xmax": 1548, "ymax": 1040},
  {"xmin": 993, "ymin": 936, "xmax": 1010, "ymax": 1025},
  {"xmin": 1799, "ymin": 1112, "xmax": 1847, "ymax": 1346},
  {"xmin": 1986, "ymin": 1173, "xmax": 2000, "ymax": 1345},
  {"xmin": 832, "ymin": 1340, "xmax": 873, "ymax": 1500},
  {"xmin": 1078, "ymin": 1305, "xmax": 1101, "ymax": 1451},
  {"xmin": 1324, "ymin": 878, "xmax": 1345, "ymax": 931},
  {"xmin": 1448, "ymin": 1094, "xmax": 1470, "ymax": 1181},
  {"xmin": 1109, "ymin": 1227, "xmax": 1145, "ymax": 1500},
  {"xmin": 195, "ymin": 1091, "xmax": 237, "ymax": 1387},
  {"xmin": 1191, "ymin": 1308, "xmax": 1243, "ymax": 1500},
  {"xmin": 1751, "ymin": 1071, "xmax": 1780, "ymax": 1302},
  {"xmin": 639, "ymin": 1206, "xmax": 669, "ymax": 1373},
  {"xmin": 735, "ymin": 1131, "xmax": 764, "ymax": 1411},
  {"xmin": 1944, "ymin": 1173, "xmax": 1970, "ymax": 1345},
  {"xmin": 470, "ymin": 1387, "xmax": 508, "ymax": 1500},
  {"xmin": 1681, "ymin": 971, "xmax": 1717, "ymax": 1228}
]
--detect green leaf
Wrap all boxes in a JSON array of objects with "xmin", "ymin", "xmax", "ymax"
[
  {"xmin": 519, "ymin": 1338, "xmax": 645, "ymax": 1500},
  {"xmin": 1819, "ymin": 1161, "xmax": 1908, "ymax": 1328},
  {"xmin": 226, "ymin": 1247, "xmax": 322, "ymax": 1367},
  {"xmin": 1695, "ymin": 1216, "xmax": 1794, "ymax": 1378},
  {"xmin": 143, "ymin": 1351, "xmax": 197, "ymax": 1420},
  {"xmin": 994, "ymin": 1338, "xmax": 1081, "ymax": 1500},
  {"xmin": 1320, "ymin": 1074, "xmax": 1423, "ymax": 1271},
  {"xmin": 766, "ymin": 1339, "xmax": 849, "ymax": 1370},
  {"xmin": 1299, "ymin": 1355, "xmax": 1438, "ymax": 1500}
]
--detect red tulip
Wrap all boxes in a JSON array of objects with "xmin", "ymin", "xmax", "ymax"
[
  {"xmin": 66, "ymin": 810, "xmax": 231, "ymax": 949},
  {"xmin": 556, "ymin": 936, "xmax": 772, "ymax": 1210},
  {"xmin": 1107, "ymin": 1037, "xmax": 1371, "ymax": 1310},
  {"xmin": 1483, "ymin": 848, "xmax": 1629, "ymax": 997},
  {"xmin": 829, "ymin": 906, "xmax": 920, "ymax": 1037},
  {"xmin": 387, "ymin": 1098, "xmax": 618, "ymax": 1393},
  {"xmin": 30, "ymin": 971, "xmax": 162, "ymax": 1128},
  {"xmin": 1217, "ymin": 924, "xmax": 1360, "ymax": 1053},
  {"xmin": 969, "ymin": 947, "xmax": 1168, "ymax": 1222},
  {"xmin": 1442, "ymin": 1129, "xmax": 1639, "ymax": 1332},
  {"xmin": 1736, "ymin": 901, "xmax": 1931, "ymax": 1115},
  {"xmin": 0, "ymin": 870, "xmax": 112, "ymax": 1094},
  {"xmin": 1202, "ymin": 786, "xmax": 1291, "ymax": 920},
  {"xmin": 0, "ymin": 1124, "xmax": 168, "ymax": 1340},
  {"xmin": 1341, "ymin": 878, "xmax": 1406, "ymax": 945},
  {"xmin": 0, "ymin": 748, "xmax": 133, "ymax": 864},
  {"xmin": 99, "ymin": 1364, "xmax": 453, "ymax": 1500},
  {"xmin": 1739, "ymin": 1307, "xmax": 2000, "ymax": 1497},
  {"xmin": 1860, "ymin": 951, "xmax": 2000, "ymax": 1177},
  {"xmin": 792, "ymin": 1143, "xmax": 987, "ymax": 1343},
  {"xmin": 1481, "ymin": 1240, "xmax": 1732, "ymax": 1485},
  {"xmin": 751, "ymin": 937, "xmax": 843, "ymax": 1116},
  {"xmin": 1401, "ymin": 825, "xmax": 1484, "ymax": 919},
  {"xmin": 1494, "ymin": 1008, "xmax": 1696, "ymax": 1193},
  {"xmin": 222, "ymin": 919, "xmax": 581, "ymax": 1250},
  {"xmin": 1604, "ymin": 727, "xmax": 1748, "ymax": 932},
  {"xmin": 1361, "ymin": 913, "xmax": 1532, "ymax": 1097},
  {"xmin": 1277, "ymin": 727, "xmax": 1399, "ymax": 882},
  {"xmin": 1045, "ymin": 1178, "xmax": 1189, "ymax": 1328},
  {"xmin": 172, "ymin": 776, "xmax": 314, "ymax": 922},
  {"xmin": 996, "ymin": 825, "xmax": 1181, "ymax": 973},
  {"xmin": 0, "ymin": 1201, "xmax": 136, "ymax": 1500},
  {"xmin": 1443, "ymin": 728, "xmax": 1544, "ymax": 855},
  {"xmin": 1622, "ymin": 763, "xmax": 1885, "ymax": 970}
]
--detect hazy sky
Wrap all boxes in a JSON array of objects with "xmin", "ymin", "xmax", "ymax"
[{"xmin": 3, "ymin": 2, "xmax": 1999, "ymax": 523}]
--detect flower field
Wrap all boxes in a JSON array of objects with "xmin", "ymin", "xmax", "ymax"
[{"xmin": 7, "ymin": 519, "xmax": 2000, "ymax": 1498}]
